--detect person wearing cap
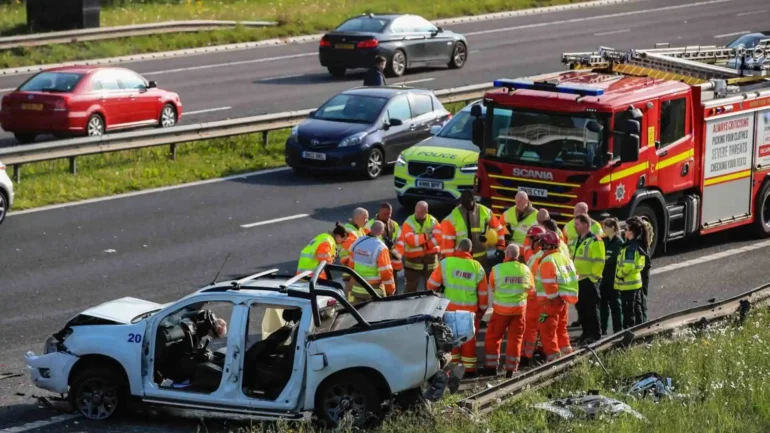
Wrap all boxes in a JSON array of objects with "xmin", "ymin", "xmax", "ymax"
[
  {"xmin": 296, "ymin": 224, "xmax": 349, "ymax": 279},
  {"xmin": 440, "ymin": 190, "xmax": 505, "ymax": 270},
  {"xmin": 520, "ymin": 225, "xmax": 546, "ymax": 368}
]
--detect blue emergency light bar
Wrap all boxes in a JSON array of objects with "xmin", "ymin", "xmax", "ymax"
[{"xmin": 493, "ymin": 78, "xmax": 605, "ymax": 97}]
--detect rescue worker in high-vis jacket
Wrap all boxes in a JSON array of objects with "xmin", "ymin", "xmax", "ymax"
[
  {"xmin": 340, "ymin": 207, "xmax": 370, "ymax": 294},
  {"xmin": 520, "ymin": 225, "xmax": 547, "ymax": 367},
  {"xmin": 563, "ymin": 202, "xmax": 603, "ymax": 246},
  {"xmin": 615, "ymin": 217, "xmax": 649, "ymax": 329},
  {"xmin": 349, "ymin": 221, "xmax": 396, "ymax": 302},
  {"xmin": 536, "ymin": 208, "xmax": 567, "ymax": 244},
  {"xmin": 439, "ymin": 190, "xmax": 505, "ymax": 270},
  {"xmin": 296, "ymin": 223, "xmax": 349, "ymax": 279},
  {"xmin": 365, "ymin": 201, "xmax": 403, "ymax": 277},
  {"xmin": 536, "ymin": 231, "xmax": 579, "ymax": 362},
  {"xmin": 399, "ymin": 201, "xmax": 441, "ymax": 293},
  {"xmin": 484, "ymin": 244, "xmax": 534, "ymax": 377},
  {"xmin": 499, "ymin": 191, "xmax": 538, "ymax": 249},
  {"xmin": 427, "ymin": 238, "xmax": 488, "ymax": 375},
  {"xmin": 542, "ymin": 219, "xmax": 572, "ymax": 260},
  {"xmin": 569, "ymin": 214, "xmax": 606, "ymax": 343}
]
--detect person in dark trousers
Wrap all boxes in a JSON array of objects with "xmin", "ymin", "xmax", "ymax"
[
  {"xmin": 615, "ymin": 217, "xmax": 649, "ymax": 329},
  {"xmin": 599, "ymin": 217, "xmax": 624, "ymax": 335},
  {"xmin": 363, "ymin": 56, "xmax": 387, "ymax": 86},
  {"xmin": 569, "ymin": 214, "xmax": 605, "ymax": 344},
  {"xmin": 639, "ymin": 220, "xmax": 653, "ymax": 323}
]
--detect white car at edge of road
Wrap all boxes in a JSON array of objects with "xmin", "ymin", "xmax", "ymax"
[{"xmin": 0, "ymin": 160, "xmax": 13, "ymax": 225}]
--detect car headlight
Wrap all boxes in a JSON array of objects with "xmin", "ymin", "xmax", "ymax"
[
  {"xmin": 459, "ymin": 164, "xmax": 478, "ymax": 173},
  {"xmin": 396, "ymin": 153, "xmax": 406, "ymax": 166},
  {"xmin": 289, "ymin": 126, "xmax": 299, "ymax": 139},
  {"xmin": 338, "ymin": 132, "xmax": 368, "ymax": 147},
  {"xmin": 43, "ymin": 336, "xmax": 58, "ymax": 354}
]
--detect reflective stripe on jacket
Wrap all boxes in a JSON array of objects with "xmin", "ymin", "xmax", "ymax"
[
  {"xmin": 537, "ymin": 250, "xmax": 579, "ymax": 304},
  {"xmin": 296, "ymin": 233, "xmax": 336, "ymax": 278},
  {"xmin": 339, "ymin": 222, "xmax": 368, "ymax": 266},
  {"xmin": 349, "ymin": 235, "xmax": 396, "ymax": 296},
  {"xmin": 569, "ymin": 233, "xmax": 606, "ymax": 283},
  {"xmin": 426, "ymin": 252, "xmax": 488, "ymax": 312},
  {"xmin": 615, "ymin": 240, "xmax": 646, "ymax": 291},
  {"xmin": 564, "ymin": 218, "xmax": 603, "ymax": 246},
  {"xmin": 400, "ymin": 214, "xmax": 440, "ymax": 271},
  {"xmin": 501, "ymin": 206, "xmax": 538, "ymax": 246},
  {"xmin": 365, "ymin": 218, "xmax": 403, "ymax": 271},
  {"xmin": 440, "ymin": 205, "xmax": 504, "ymax": 258},
  {"xmin": 490, "ymin": 260, "xmax": 533, "ymax": 315}
]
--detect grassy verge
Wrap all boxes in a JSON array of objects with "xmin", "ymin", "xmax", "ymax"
[
  {"xmin": 0, "ymin": 0, "xmax": 584, "ymax": 69},
  {"xmin": 11, "ymin": 101, "xmax": 467, "ymax": 210},
  {"xmin": 272, "ymin": 309, "xmax": 770, "ymax": 433}
]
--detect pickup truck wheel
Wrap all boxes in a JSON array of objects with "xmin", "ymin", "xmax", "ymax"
[
  {"xmin": 70, "ymin": 367, "xmax": 126, "ymax": 420},
  {"xmin": 314, "ymin": 372, "xmax": 383, "ymax": 428}
]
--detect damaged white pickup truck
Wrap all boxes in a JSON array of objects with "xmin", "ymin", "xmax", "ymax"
[{"xmin": 25, "ymin": 264, "xmax": 473, "ymax": 427}]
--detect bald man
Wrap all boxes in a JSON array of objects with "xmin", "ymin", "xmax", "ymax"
[
  {"xmin": 500, "ymin": 191, "xmax": 538, "ymax": 250},
  {"xmin": 341, "ymin": 207, "xmax": 370, "ymax": 296},
  {"xmin": 483, "ymin": 243, "xmax": 535, "ymax": 377},
  {"xmin": 427, "ymin": 238, "xmax": 488, "ymax": 375},
  {"xmin": 348, "ymin": 220, "xmax": 396, "ymax": 302},
  {"xmin": 399, "ymin": 201, "xmax": 441, "ymax": 292}
]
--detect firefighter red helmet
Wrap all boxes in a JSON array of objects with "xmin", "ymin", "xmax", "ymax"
[
  {"xmin": 527, "ymin": 225, "xmax": 547, "ymax": 239},
  {"xmin": 541, "ymin": 231, "xmax": 561, "ymax": 248}
]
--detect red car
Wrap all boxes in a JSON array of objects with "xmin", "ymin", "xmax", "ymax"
[{"xmin": 0, "ymin": 66, "xmax": 183, "ymax": 144}]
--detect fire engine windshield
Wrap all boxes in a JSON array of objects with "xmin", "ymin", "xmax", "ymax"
[{"xmin": 485, "ymin": 106, "xmax": 608, "ymax": 169}]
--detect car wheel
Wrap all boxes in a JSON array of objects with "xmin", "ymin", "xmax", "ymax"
[
  {"xmin": 0, "ymin": 190, "xmax": 7, "ymax": 225},
  {"xmin": 313, "ymin": 372, "xmax": 383, "ymax": 428},
  {"xmin": 387, "ymin": 50, "xmax": 406, "ymax": 77},
  {"xmin": 752, "ymin": 181, "xmax": 770, "ymax": 238},
  {"xmin": 70, "ymin": 366, "xmax": 127, "ymax": 421},
  {"xmin": 86, "ymin": 114, "xmax": 105, "ymax": 137},
  {"xmin": 448, "ymin": 42, "xmax": 468, "ymax": 69},
  {"xmin": 328, "ymin": 67, "xmax": 346, "ymax": 78},
  {"xmin": 13, "ymin": 133, "xmax": 35, "ymax": 144},
  {"xmin": 364, "ymin": 147, "xmax": 384, "ymax": 180},
  {"xmin": 159, "ymin": 104, "xmax": 177, "ymax": 128}
]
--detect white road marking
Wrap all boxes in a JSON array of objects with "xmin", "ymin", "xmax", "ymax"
[
  {"xmin": 259, "ymin": 73, "xmax": 307, "ymax": 81},
  {"xmin": 0, "ymin": 415, "xmax": 81, "ymax": 433},
  {"xmin": 7, "ymin": 167, "xmax": 291, "ymax": 217},
  {"xmin": 651, "ymin": 239, "xmax": 770, "ymax": 275},
  {"xmin": 470, "ymin": 50, "xmax": 481, "ymax": 54},
  {"xmin": 142, "ymin": 52, "xmax": 315, "ymax": 75},
  {"xmin": 464, "ymin": 0, "xmax": 732, "ymax": 37},
  {"xmin": 594, "ymin": 28, "xmax": 630, "ymax": 36},
  {"xmin": 184, "ymin": 106, "xmax": 232, "ymax": 115},
  {"xmin": 714, "ymin": 30, "xmax": 751, "ymax": 38},
  {"xmin": 736, "ymin": 10, "xmax": 765, "ymax": 16},
  {"xmin": 399, "ymin": 78, "xmax": 436, "ymax": 85},
  {"xmin": 241, "ymin": 213, "xmax": 308, "ymax": 228}
]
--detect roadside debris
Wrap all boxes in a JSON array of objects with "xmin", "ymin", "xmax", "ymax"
[
  {"xmin": 0, "ymin": 372, "xmax": 23, "ymax": 380},
  {"xmin": 532, "ymin": 391, "xmax": 647, "ymax": 422},
  {"xmin": 621, "ymin": 373, "xmax": 681, "ymax": 401}
]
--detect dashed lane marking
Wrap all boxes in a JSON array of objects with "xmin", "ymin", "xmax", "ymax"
[
  {"xmin": 240, "ymin": 213, "xmax": 309, "ymax": 228},
  {"xmin": 184, "ymin": 106, "xmax": 232, "ymax": 115},
  {"xmin": 714, "ymin": 30, "xmax": 751, "ymax": 38}
]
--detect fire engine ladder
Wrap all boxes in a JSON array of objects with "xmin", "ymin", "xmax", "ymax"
[{"xmin": 562, "ymin": 41, "xmax": 770, "ymax": 85}]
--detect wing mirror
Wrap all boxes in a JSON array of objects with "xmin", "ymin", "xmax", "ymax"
[
  {"xmin": 586, "ymin": 120, "xmax": 604, "ymax": 134},
  {"xmin": 148, "ymin": 81, "xmax": 157, "ymax": 88},
  {"xmin": 309, "ymin": 110, "xmax": 317, "ymax": 117},
  {"xmin": 389, "ymin": 118, "xmax": 403, "ymax": 126},
  {"xmin": 618, "ymin": 133, "xmax": 640, "ymax": 163}
]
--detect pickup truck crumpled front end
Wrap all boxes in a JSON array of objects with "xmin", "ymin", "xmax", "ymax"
[{"xmin": 25, "ymin": 350, "xmax": 78, "ymax": 394}]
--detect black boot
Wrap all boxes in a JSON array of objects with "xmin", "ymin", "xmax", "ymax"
[{"xmin": 519, "ymin": 357, "xmax": 531, "ymax": 369}]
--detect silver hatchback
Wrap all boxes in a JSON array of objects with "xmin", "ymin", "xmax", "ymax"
[{"xmin": 0, "ymin": 161, "xmax": 13, "ymax": 225}]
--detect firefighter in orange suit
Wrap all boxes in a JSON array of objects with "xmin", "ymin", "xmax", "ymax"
[
  {"xmin": 427, "ymin": 238, "xmax": 488, "ymax": 375},
  {"xmin": 520, "ymin": 225, "xmax": 546, "ymax": 367},
  {"xmin": 348, "ymin": 221, "xmax": 396, "ymax": 302},
  {"xmin": 483, "ymin": 243, "xmax": 534, "ymax": 377},
  {"xmin": 440, "ymin": 190, "xmax": 505, "ymax": 269},
  {"xmin": 536, "ymin": 231, "xmax": 579, "ymax": 362}
]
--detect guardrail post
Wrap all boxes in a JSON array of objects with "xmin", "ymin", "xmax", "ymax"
[
  {"xmin": 69, "ymin": 157, "xmax": 77, "ymax": 175},
  {"xmin": 262, "ymin": 131, "xmax": 269, "ymax": 149},
  {"xmin": 13, "ymin": 164, "xmax": 20, "ymax": 183},
  {"xmin": 170, "ymin": 143, "xmax": 177, "ymax": 160}
]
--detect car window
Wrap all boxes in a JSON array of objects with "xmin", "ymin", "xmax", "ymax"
[
  {"xmin": 727, "ymin": 34, "xmax": 764, "ymax": 48},
  {"xmin": 411, "ymin": 16, "xmax": 437, "ymax": 33},
  {"xmin": 313, "ymin": 94, "xmax": 388, "ymax": 124},
  {"xmin": 90, "ymin": 78, "xmax": 102, "ymax": 92},
  {"xmin": 94, "ymin": 72, "xmax": 121, "ymax": 91},
  {"xmin": 18, "ymin": 72, "xmax": 84, "ymax": 93},
  {"xmin": 335, "ymin": 16, "xmax": 389, "ymax": 33},
  {"xmin": 438, "ymin": 110, "xmax": 474, "ymax": 140},
  {"xmin": 386, "ymin": 95, "xmax": 412, "ymax": 122},
  {"xmin": 115, "ymin": 70, "xmax": 147, "ymax": 90},
  {"xmin": 409, "ymin": 94, "xmax": 433, "ymax": 117},
  {"xmin": 389, "ymin": 17, "xmax": 408, "ymax": 33},
  {"xmin": 660, "ymin": 97, "xmax": 687, "ymax": 148}
]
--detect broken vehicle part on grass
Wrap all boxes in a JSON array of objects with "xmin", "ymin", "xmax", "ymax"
[
  {"xmin": 621, "ymin": 372, "xmax": 678, "ymax": 401},
  {"xmin": 24, "ymin": 263, "xmax": 469, "ymax": 428},
  {"xmin": 532, "ymin": 391, "xmax": 647, "ymax": 422}
]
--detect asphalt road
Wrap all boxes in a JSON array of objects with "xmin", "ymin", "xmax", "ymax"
[{"xmin": 1, "ymin": 0, "xmax": 769, "ymax": 145}]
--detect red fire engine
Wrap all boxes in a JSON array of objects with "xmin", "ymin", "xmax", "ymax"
[{"xmin": 470, "ymin": 42, "xmax": 770, "ymax": 256}]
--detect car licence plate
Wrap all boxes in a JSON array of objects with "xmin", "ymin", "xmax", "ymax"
[
  {"xmin": 417, "ymin": 179, "xmax": 443, "ymax": 190},
  {"xmin": 519, "ymin": 186, "xmax": 548, "ymax": 198},
  {"xmin": 335, "ymin": 43, "xmax": 354, "ymax": 49},
  {"xmin": 21, "ymin": 103, "xmax": 43, "ymax": 111},
  {"xmin": 302, "ymin": 151, "xmax": 326, "ymax": 161}
]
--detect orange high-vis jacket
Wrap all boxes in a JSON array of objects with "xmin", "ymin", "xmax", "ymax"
[
  {"xmin": 340, "ymin": 224, "xmax": 369, "ymax": 267},
  {"xmin": 349, "ymin": 238, "xmax": 397, "ymax": 295},
  {"xmin": 536, "ymin": 249, "xmax": 562, "ymax": 305},
  {"xmin": 426, "ymin": 252, "xmax": 489, "ymax": 312},
  {"xmin": 400, "ymin": 217, "xmax": 440, "ymax": 259},
  {"xmin": 439, "ymin": 212, "xmax": 505, "ymax": 258}
]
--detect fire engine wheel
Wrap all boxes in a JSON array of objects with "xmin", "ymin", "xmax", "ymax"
[
  {"xmin": 314, "ymin": 372, "xmax": 383, "ymax": 428},
  {"xmin": 752, "ymin": 181, "xmax": 770, "ymax": 238},
  {"xmin": 632, "ymin": 203, "xmax": 658, "ymax": 257}
]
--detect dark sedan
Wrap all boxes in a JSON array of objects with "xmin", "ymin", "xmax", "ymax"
[
  {"xmin": 285, "ymin": 87, "xmax": 451, "ymax": 179},
  {"xmin": 318, "ymin": 13, "xmax": 468, "ymax": 78}
]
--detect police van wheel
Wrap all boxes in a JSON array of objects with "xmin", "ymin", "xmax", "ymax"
[
  {"xmin": 752, "ymin": 181, "xmax": 770, "ymax": 238},
  {"xmin": 632, "ymin": 203, "xmax": 658, "ymax": 257}
]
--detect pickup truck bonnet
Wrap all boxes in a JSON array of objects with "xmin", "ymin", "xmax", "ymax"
[
  {"xmin": 348, "ymin": 295, "xmax": 450, "ymax": 324},
  {"xmin": 76, "ymin": 297, "xmax": 162, "ymax": 324}
]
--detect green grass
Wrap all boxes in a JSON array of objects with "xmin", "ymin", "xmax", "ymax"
[
  {"xmin": 263, "ymin": 310, "xmax": 770, "ymax": 433},
  {"xmin": 0, "ymin": 0, "xmax": 585, "ymax": 68},
  {"xmin": 11, "ymin": 101, "xmax": 467, "ymax": 210}
]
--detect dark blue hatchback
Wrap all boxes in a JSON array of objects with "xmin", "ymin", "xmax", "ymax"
[{"xmin": 285, "ymin": 87, "xmax": 451, "ymax": 179}]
